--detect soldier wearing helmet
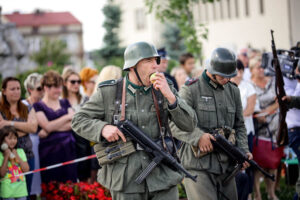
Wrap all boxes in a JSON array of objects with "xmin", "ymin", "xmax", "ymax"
[
  {"xmin": 171, "ymin": 47, "xmax": 253, "ymax": 200},
  {"xmin": 72, "ymin": 41, "xmax": 197, "ymax": 200}
]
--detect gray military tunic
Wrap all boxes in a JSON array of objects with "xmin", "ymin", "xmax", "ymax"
[
  {"xmin": 171, "ymin": 71, "xmax": 249, "ymax": 200},
  {"xmin": 71, "ymin": 75, "xmax": 197, "ymax": 194}
]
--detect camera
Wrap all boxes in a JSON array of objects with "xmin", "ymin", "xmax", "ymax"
[{"xmin": 261, "ymin": 49, "xmax": 299, "ymax": 79}]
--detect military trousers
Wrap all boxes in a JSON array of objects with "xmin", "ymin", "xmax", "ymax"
[
  {"xmin": 184, "ymin": 169, "xmax": 238, "ymax": 200},
  {"xmin": 110, "ymin": 185, "xmax": 178, "ymax": 200}
]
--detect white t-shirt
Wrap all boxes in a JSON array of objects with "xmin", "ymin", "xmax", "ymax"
[{"xmin": 238, "ymin": 80, "xmax": 256, "ymax": 135}]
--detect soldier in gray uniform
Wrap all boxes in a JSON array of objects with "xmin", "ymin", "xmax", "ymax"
[
  {"xmin": 71, "ymin": 41, "xmax": 197, "ymax": 200},
  {"xmin": 171, "ymin": 48, "xmax": 253, "ymax": 200}
]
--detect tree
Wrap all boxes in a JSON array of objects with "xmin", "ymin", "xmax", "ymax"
[
  {"xmin": 31, "ymin": 38, "xmax": 70, "ymax": 66},
  {"xmin": 145, "ymin": 0, "xmax": 213, "ymax": 62},
  {"xmin": 95, "ymin": 2, "xmax": 125, "ymax": 68},
  {"xmin": 162, "ymin": 23, "xmax": 186, "ymax": 61}
]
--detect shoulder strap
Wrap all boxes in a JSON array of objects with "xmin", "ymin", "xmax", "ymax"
[{"xmin": 112, "ymin": 78, "xmax": 124, "ymax": 124}]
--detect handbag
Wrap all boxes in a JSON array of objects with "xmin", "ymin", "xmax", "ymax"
[{"xmin": 252, "ymin": 136, "xmax": 284, "ymax": 169}]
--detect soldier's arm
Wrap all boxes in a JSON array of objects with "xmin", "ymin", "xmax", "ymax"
[
  {"xmin": 170, "ymin": 85, "xmax": 204, "ymax": 147},
  {"xmin": 167, "ymin": 84, "xmax": 197, "ymax": 133},
  {"xmin": 233, "ymin": 87, "xmax": 249, "ymax": 153},
  {"xmin": 71, "ymin": 88, "xmax": 108, "ymax": 143}
]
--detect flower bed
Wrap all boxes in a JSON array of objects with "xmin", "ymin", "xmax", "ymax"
[{"xmin": 41, "ymin": 181, "xmax": 112, "ymax": 200}]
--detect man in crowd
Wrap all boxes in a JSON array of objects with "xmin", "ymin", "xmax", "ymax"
[
  {"xmin": 172, "ymin": 47, "xmax": 252, "ymax": 200},
  {"xmin": 157, "ymin": 47, "xmax": 178, "ymax": 90},
  {"xmin": 179, "ymin": 52, "xmax": 195, "ymax": 79},
  {"xmin": 71, "ymin": 41, "xmax": 197, "ymax": 200}
]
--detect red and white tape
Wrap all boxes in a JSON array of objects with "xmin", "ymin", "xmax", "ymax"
[{"xmin": 0, "ymin": 154, "xmax": 97, "ymax": 181}]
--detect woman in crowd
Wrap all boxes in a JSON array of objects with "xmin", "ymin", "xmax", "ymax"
[
  {"xmin": 0, "ymin": 77, "xmax": 37, "ymax": 196},
  {"xmin": 33, "ymin": 70, "xmax": 77, "ymax": 183},
  {"xmin": 232, "ymin": 59, "xmax": 257, "ymax": 200},
  {"xmin": 23, "ymin": 73, "xmax": 43, "ymax": 199},
  {"xmin": 93, "ymin": 65, "xmax": 121, "ymax": 94},
  {"xmin": 80, "ymin": 67, "xmax": 98, "ymax": 104},
  {"xmin": 62, "ymin": 69, "xmax": 91, "ymax": 182},
  {"xmin": 250, "ymin": 56, "xmax": 281, "ymax": 200},
  {"xmin": 170, "ymin": 66, "xmax": 188, "ymax": 90}
]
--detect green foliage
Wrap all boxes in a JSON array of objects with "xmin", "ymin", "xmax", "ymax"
[
  {"xmin": 145, "ymin": 0, "xmax": 212, "ymax": 62},
  {"xmin": 167, "ymin": 59, "xmax": 179, "ymax": 73},
  {"xmin": 178, "ymin": 183, "xmax": 187, "ymax": 198},
  {"xmin": 16, "ymin": 65, "xmax": 63, "ymax": 99},
  {"xmin": 31, "ymin": 38, "xmax": 71, "ymax": 66},
  {"xmin": 162, "ymin": 23, "xmax": 186, "ymax": 61},
  {"xmin": 259, "ymin": 177, "xmax": 295, "ymax": 200},
  {"xmin": 95, "ymin": 3, "xmax": 125, "ymax": 66}
]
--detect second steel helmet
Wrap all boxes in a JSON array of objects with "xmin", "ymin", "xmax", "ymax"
[
  {"xmin": 123, "ymin": 41, "xmax": 160, "ymax": 71},
  {"xmin": 207, "ymin": 48, "xmax": 237, "ymax": 78}
]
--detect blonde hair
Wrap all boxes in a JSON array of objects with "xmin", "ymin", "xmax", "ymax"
[
  {"xmin": 24, "ymin": 73, "xmax": 43, "ymax": 96},
  {"xmin": 93, "ymin": 65, "xmax": 122, "ymax": 94},
  {"xmin": 249, "ymin": 56, "xmax": 262, "ymax": 72}
]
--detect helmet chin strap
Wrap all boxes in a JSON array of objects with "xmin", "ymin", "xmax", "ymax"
[{"xmin": 134, "ymin": 67, "xmax": 145, "ymax": 87}]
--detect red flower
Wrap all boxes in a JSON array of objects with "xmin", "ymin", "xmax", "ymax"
[{"xmin": 41, "ymin": 180, "xmax": 111, "ymax": 199}]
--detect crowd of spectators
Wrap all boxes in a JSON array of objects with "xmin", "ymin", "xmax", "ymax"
[{"xmin": 0, "ymin": 47, "xmax": 299, "ymax": 200}]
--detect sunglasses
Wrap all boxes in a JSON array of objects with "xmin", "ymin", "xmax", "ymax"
[
  {"xmin": 35, "ymin": 87, "xmax": 43, "ymax": 91},
  {"xmin": 69, "ymin": 80, "xmax": 81, "ymax": 84}
]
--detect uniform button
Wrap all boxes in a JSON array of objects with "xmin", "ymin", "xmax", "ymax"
[
  {"xmin": 140, "ymin": 92, "xmax": 143, "ymax": 95},
  {"xmin": 143, "ymin": 157, "xmax": 146, "ymax": 160},
  {"xmin": 141, "ymin": 109, "xmax": 144, "ymax": 112},
  {"xmin": 142, "ymin": 126, "xmax": 145, "ymax": 129}
]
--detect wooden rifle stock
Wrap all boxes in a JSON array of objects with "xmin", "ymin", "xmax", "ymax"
[{"xmin": 270, "ymin": 30, "xmax": 289, "ymax": 146}]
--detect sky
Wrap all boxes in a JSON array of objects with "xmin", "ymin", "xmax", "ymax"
[{"xmin": 1, "ymin": 0, "xmax": 107, "ymax": 51}]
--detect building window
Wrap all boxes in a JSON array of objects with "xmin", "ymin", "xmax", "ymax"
[
  {"xmin": 212, "ymin": 2, "xmax": 217, "ymax": 20},
  {"xmin": 135, "ymin": 9, "xmax": 147, "ymax": 30},
  {"xmin": 245, "ymin": 0, "xmax": 249, "ymax": 17},
  {"xmin": 227, "ymin": 0, "xmax": 231, "ymax": 19},
  {"xmin": 205, "ymin": 2, "xmax": 209, "ymax": 22},
  {"xmin": 235, "ymin": 0, "xmax": 239, "ymax": 18},
  {"xmin": 259, "ymin": 0, "xmax": 264, "ymax": 14},
  {"xmin": 31, "ymin": 26, "xmax": 39, "ymax": 34},
  {"xmin": 220, "ymin": 0, "xmax": 224, "ymax": 19}
]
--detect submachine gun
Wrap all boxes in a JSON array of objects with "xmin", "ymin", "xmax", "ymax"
[
  {"xmin": 117, "ymin": 119, "xmax": 197, "ymax": 184},
  {"xmin": 210, "ymin": 132, "xmax": 275, "ymax": 184}
]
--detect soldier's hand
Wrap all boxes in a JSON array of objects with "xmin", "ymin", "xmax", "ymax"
[
  {"xmin": 102, "ymin": 125, "xmax": 126, "ymax": 143},
  {"xmin": 241, "ymin": 152, "xmax": 253, "ymax": 170},
  {"xmin": 282, "ymin": 95, "xmax": 291, "ymax": 103},
  {"xmin": 198, "ymin": 133, "xmax": 215, "ymax": 153},
  {"xmin": 151, "ymin": 72, "xmax": 176, "ymax": 105}
]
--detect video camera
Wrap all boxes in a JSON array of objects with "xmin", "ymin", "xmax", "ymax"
[{"xmin": 261, "ymin": 42, "xmax": 300, "ymax": 79}]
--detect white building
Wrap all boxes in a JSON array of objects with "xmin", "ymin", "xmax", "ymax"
[
  {"xmin": 113, "ymin": 0, "xmax": 164, "ymax": 48},
  {"xmin": 193, "ymin": 0, "xmax": 300, "ymax": 57},
  {"xmin": 115, "ymin": 0, "xmax": 300, "ymax": 59},
  {"xmin": 3, "ymin": 10, "xmax": 84, "ymax": 67}
]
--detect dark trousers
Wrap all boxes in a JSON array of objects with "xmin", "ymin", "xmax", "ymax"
[
  {"xmin": 235, "ymin": 132, "xmax": 254, "ymax": 200},
  {"xmin": 289, "ymin": 127, "xmax": 300, "ymax": 199},
  {"xmin": 26, "ymin": 157, "xmax": 34, "ymax": 197}
]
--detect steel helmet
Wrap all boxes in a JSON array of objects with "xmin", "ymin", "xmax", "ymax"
[
  {"xmin": 123, "ymin": 41, "xmax": 160, "ymax": 70},
  {"xmin": 207, "ymin": 48, "xmax": 237, "ymax": 78}
]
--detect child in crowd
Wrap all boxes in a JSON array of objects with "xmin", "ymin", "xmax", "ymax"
[{"xmin": 0, "ymin": 126, "xmax": 29, "ymax": 200}]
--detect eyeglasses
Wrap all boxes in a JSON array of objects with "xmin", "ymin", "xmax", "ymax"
[
  {"xmin": 69, "ymin": 80, "xmax": 81, "ymax": 84},
  {"xmin": 35, "ymin": 87, "xmax": 43, "ymax": 91}
]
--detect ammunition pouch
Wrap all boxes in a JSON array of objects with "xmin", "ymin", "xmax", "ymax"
[
  {"xmin": 191, "ymin": 127, "xmax": 236, "ymax": 158},
  {"xmin": 94, "ymin": 138, "xmax": 136, "ymax": 165}
]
